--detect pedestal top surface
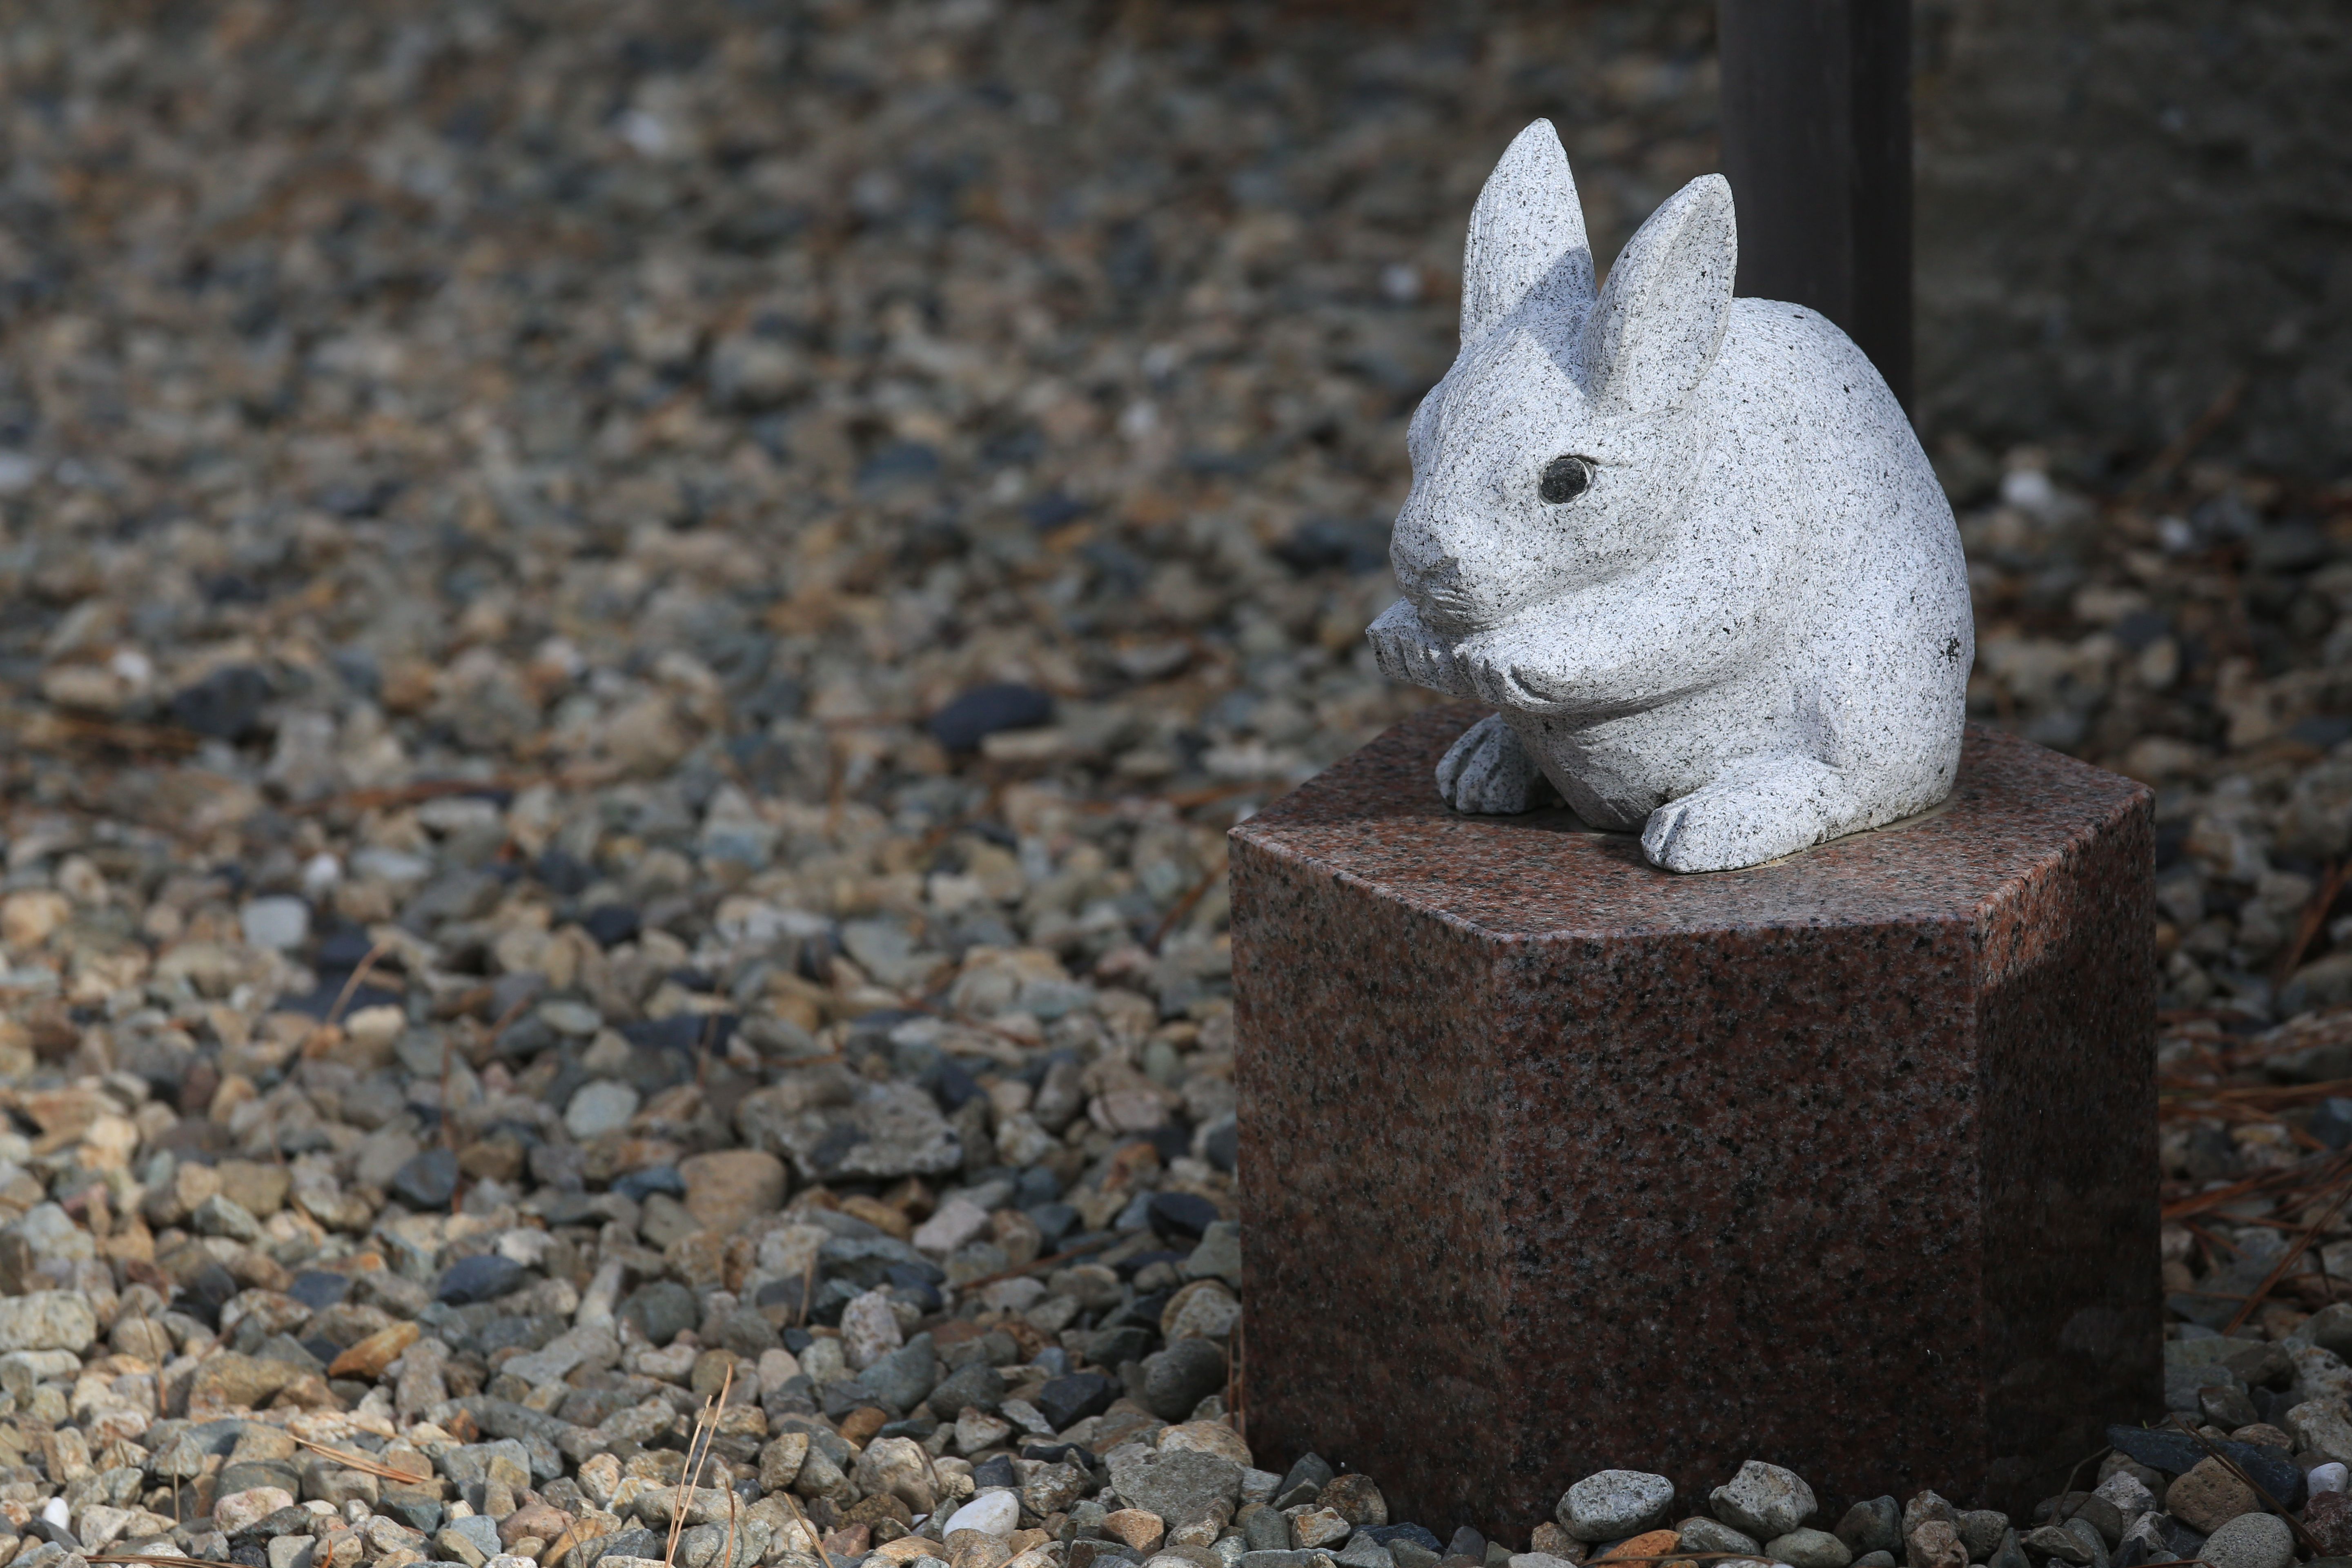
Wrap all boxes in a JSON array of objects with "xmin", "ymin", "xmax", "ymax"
[{"xmin": 1234, "ymin": 704, "xmax": 2150, "ymax": 938}]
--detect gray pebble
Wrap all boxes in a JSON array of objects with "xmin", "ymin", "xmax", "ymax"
[
  {"xmin": 1835, "ymin": 1499, "xmax": 1900, "ymax": 1559},
  {"xmin": 564, "ymin": 1080, "xmax": 640, "ymax": 1139},
  {"xmin": 1711, "ymin": 1462, "xmax": 1817, "ymax": 1541},
  {"xmin": 1678, "ymin": 1519, "xmax": 1762, "ymax": 1557},
  {"xmin": 2201, "ymin": 1512, "xmax": 2292, "ymax": 1568},
  {"xmin": 1560, "ymin": 1472, "xmax": 1677, "ymax": 1542},
  {"xmin": 1956, "ymin": 1513, "xmax": 2009, "ymax": 1560},
  {"xmin": 1766, "ymin": 1529, "xmax": 1851, "ymax": 1568}
]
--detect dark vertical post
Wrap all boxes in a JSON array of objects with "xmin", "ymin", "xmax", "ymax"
[{"xmin": 1716, "ymin": 0, "xmax": 1913, "ymax": 413}]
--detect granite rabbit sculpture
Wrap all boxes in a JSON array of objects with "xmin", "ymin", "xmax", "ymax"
[{"xmin": 1368, "ymin": 120, "xmax": 1973, "ymax": 873}]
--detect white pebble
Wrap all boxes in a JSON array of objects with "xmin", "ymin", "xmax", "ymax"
[
  {"xmin": 564, "ymin": 1079, "xmax": 639, "ymax": 1139},
  {"xmin": 301, "ymin": 852, "xmax": 342, "ymax": 898},
  {"xmin": 942, "ymin": 1489, "xmax": 1021, "ymax": 1538},
  {"xmin": 2312, "ymin": 1461, "xmax": 2348, "ymax": 1495},
  {"xmin": 240, "ymin": 894, "xmax": 311, "ymax": 951}
]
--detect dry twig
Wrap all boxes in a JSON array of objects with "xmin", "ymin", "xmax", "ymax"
[
  {"xmin": 289, "ymin": 1435, "xmax": 433, "ymax": 1485},
  {"xmin": 301, "ymin": 939, "xmax": 392, "ymax": 1054},
  {"xmin": 2130, "ymin": 373, "xmax": 2251, "ymax": 496},
  {"xmin": 664, "ymin": 1361, "xmax": 735, "ymax": 1568},
  {"xmin": 2276, "ymin": 859, "xmax": 2352, "ymax": 985},
  {"xmin": 1147, "ymin": 854, "xmax": 1227, "ymax": 953},
  {"xmin": 2223, "ymin": 1152, "xmax": 2352, "ymax": 1332}
]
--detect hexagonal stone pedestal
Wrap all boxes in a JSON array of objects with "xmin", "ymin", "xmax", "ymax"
[{"xmin": 1230, "ymin": 706, "xmax": 2160, "ymax": 1531}]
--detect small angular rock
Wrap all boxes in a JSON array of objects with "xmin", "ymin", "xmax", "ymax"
[
  {"xmin": 1713, "ymin": 1461, "xmax": 1816, "ymax": 1541},
  {"xmin": 1559, "ymin": 1473, "xmax": 1675, "ymax": 1544}
]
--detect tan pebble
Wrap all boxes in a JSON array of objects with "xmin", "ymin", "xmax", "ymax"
[
  {"xmin": 1528, "ymin": 1525, "xmax": 1588, "ymax": 1561},
  {"xmin": 2165, "ymin": 1457, "xmax": 2255, "ymax": 1533},
  {"xmin": 838, "ymin": 1405, "xmax": 890, "ymax": 1444},
  {"xmin": 1159, "ymin": 1279, "xmax": 1241, "ymax": 1342},
  {"xmin": 842, "ymin": 1193, "xmax": 913, "ymax": 1239},
  {"xmin": 1, "ymin": 890, "xmax": 70, "ymax": 948},
  {"xmin": 541, "ymin": 1512, "xmax": 619, "ymax": 1567},
  {"xmin": 677, "ymin": 1149, "xmax": 786, "ymax": 1235},
  {"xmin": 498, "ymin": 1503, "xmax": 573, "ymax": 1547},
  {"xmin": 1319, "ymin": 1475, "xmax": 1388, "ymax": 1529},
  {"xmin": 1290, "ymin": 1508, "xmax": 1351, "ymax": 1550},
  {"xmin": 1156, "ymin": 1419, "xmax": 1251, "ymax": 1468},
  {"xmin": 1904, "ymin": 1521, "xmax": 1966, "ymax": 1568},
  {"xmin": 330, "ymin": 1320, "xmax": 420, "ymax": 1380},
  {"xmin": 215, "ymin": 1486, "xmax": 296, "ymax": 1532},
  {"xmin": 344, "ymin": 1004, "xmax": 405, "ymax": 1053},
  {"xmin": 216, "ymin": 1158, "xmax": 291, "ymax": 1218},
  {"xmin": 1169, "ymin": 1519, "xmax": 1224, "ymax": 1549},
  {"xmin": 1103, "ymin": 1511, "xmax": 1166, "ymax": 1553}
]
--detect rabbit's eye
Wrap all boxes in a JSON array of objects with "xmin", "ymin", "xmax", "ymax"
[{"xmin": 1539, "ymin": 455, "xmax": 1594, "ymax": 504}]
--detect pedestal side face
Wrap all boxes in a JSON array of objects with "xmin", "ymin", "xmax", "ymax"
[
  {"xmin": 1232, "ymin": 706, "xmax": 2158, "ymax": 1533},
  {"xmin": 1974, "ymin": 790, "xmax": 2162, "ymax": 1507},
  {"xmin": 1231, "ymin": 838, "xmax": 1516, "ymax": 1520},
  {"xmin": 1482, "ymin": 920, "xmax": 1982, "ymax": 1524}
]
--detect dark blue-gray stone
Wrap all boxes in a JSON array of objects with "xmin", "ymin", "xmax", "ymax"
[
  {"xmin": 855, "ymin": 1332, "xmax": 936, "ymax": 1412},
  {"xmin": 1147, "ymin": 1191, "xmax": 1220, "ymax": 1242},
  {"xmin": 379, "ymin": 1492, "xmax": 444, "ymax": 1534},
  {"xmin": 581, "ymin": 1531, "xmax": 664, "ymax": 1568},
  {"xmin": 925, "ymin": 1359, "xmax": 1007, "ymax": 1420},
  {"xmin": 390, "ymin": 1147, "xmax": 459, "ymax": 1210},
  {"xmin": 288, "ymin": 1271, "xmax": 351, "ymax": 1311},
  {"xmin": 435, "ymin": 1254, "xmax": 524, "ymax": 1305},
  {"xmin": 1035, "ymin": 1371, "xmax": 1116, "ymax": 1431},
  {"xmin": 929, "ymin": 684, "xmax": 1053, "ymax": 751},
  {"xmin": 2104, "ymin": 1423, "xmax": 2302, "ymax": 1506},
  {"xmin": 1276, "ymin": 1451, "xmax": 1334, "ymax": 1510},
  {"xmin": 1138, "ymin": 1335, "xmax": 1226, "ymax": 1421},
  {"xmin": 1366, "ymin": 1527, "xmax": 1441, "ymax": 1554},
  {"xmin": 619, "ymin": 1280, "xmax": 700, "ymax": 1346},
  {"xmin": 172, "ymin": 665, "xmax": 273, "ymax": 739}
]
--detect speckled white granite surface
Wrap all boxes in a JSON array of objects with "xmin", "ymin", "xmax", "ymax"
[{"xmin": 1370, "ymin": 120, "xmax": 1974, "ymax": 873}]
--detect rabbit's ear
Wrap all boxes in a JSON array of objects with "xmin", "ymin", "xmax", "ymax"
[
  {"xmin": 1580, "ymin": 174, "xmax": 1737, "ymax": 414},
  {"xmin": 1460, "ymin": 120, "xmax": 1594, "ymax": 345}
]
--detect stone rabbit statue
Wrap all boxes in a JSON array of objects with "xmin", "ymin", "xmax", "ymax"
[{"xmin": 1368, "ymin": 120, "xmax": 1973, "ymax": 873}]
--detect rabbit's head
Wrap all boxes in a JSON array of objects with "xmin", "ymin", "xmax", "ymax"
[{"xmin": 1392, "ymin": 121, "xmax": 1738, "ymax": 638}]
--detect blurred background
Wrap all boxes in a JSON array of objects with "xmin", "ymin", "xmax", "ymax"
[{"xmin": 0, "ymin": 0, "xmax": 2348, "ymax": 1064}]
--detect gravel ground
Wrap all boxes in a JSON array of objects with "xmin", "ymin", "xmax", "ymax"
[{"xmin": 5, "ymin": 7, "xmax": 2352, "ymax": 1568}]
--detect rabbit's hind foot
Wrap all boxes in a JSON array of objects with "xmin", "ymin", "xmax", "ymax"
[
  {"xmin": 1437, "ymin": 713, "xmax": 1560, "ymax": 815},
  {"xmin": 1639, "ymin": 753, "xmax": 1867, "ymax": 873}
]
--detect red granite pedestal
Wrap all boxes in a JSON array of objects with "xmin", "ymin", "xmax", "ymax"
[{"xmin": 1229, "ymin": 706, "xmax": 2160, "ymax": 1533}]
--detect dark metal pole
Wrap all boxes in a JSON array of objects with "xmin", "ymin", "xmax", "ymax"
[{"xmin": 1716, "ymin": 0, "xmax": 1913, "ymax": 414}]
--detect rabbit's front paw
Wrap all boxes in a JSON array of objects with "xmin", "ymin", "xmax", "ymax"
[
  {"xmin": 1639, "ymin": 756, "xmax": 1864, "ymax": 873},
  {"xmin": 1456, "ymin": 625, "xmax": 1566, "ymax": 711},
  {"xmin": 1367, "ymin": 598, "xmax": 1472, "ymax": 695},
  {"xmin": 1436, "ymin": 713, "xmax": 1559, "ymax": 815}
]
